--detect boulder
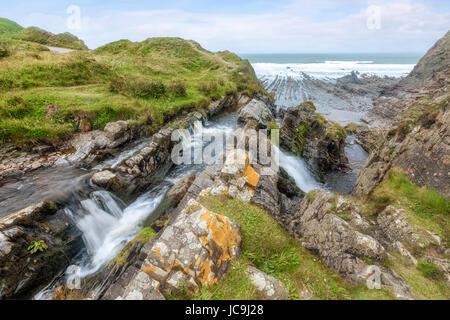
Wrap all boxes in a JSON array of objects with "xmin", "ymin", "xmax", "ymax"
[
  {"xmin": 101, "ymin": 201, "xmax": 241, "ymax": 298},
  {"xmin": 238, "ymin": 98, "xmax": 273, "ymax": 129},
  {"xmin": 91, "ymin": 170, "xmax": 117, "ymax": 188},
  {"xmin": 280, "ymin": 101, "xmax": 349, "ymax": 176},
  {"xmin": 246, "ymin": 266, "xmax": 289, "ymax": 300}
]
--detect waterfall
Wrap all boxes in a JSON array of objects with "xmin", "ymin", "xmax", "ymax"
[
  {"xmin": 65, "ymin": 186, "xmax": 168, "ymax": 276},
  {"xmin": 276, "ymin": 147, "xmax": 321, "ymax": 193}
]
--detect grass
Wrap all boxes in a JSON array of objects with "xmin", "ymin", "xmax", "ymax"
[
  {"xmin": 169, "ymin": 195, "xmax": 394, "ymax": 300},
  {"xmin": 364, "ymin": 168, "xmax": 450, "ymax": 246},
  {"xmin": 0, "ymin": 18, "xmax": 23, "ymax": 34},
  {"xmin": 0, "ymin": 33, "xmax": 266, "ymax": 147},
  {"xmin": 387, "ymin": 254, "xmax": 449, "ymax": 300}
]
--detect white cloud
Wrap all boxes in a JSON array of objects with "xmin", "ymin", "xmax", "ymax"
[{"xmin": 20, "ymin": 1, "xmax": 450, "ymax": 53}]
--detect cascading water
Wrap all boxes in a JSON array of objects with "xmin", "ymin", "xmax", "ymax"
[
  {"xmin": 276, "ymin": 146, "xmax": 322, "ymax": 192},
  {"xmin": 63, "ymin": 186, "xmax": 169, "ymax": 277}
]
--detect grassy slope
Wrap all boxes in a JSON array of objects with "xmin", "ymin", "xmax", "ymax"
[
  {"xmin": 169, "ymin": 194, "xmax": 394, "ymax": 300},
  {"xmin": 363, "ymin": 169, "xmax": 450, "ymax": 300},
  {"xmin": 0, "ymin": 36, "xmax": 264, "ymax": 147},
  {"xmin": 0, "ymin": 18, "xmax": 23, "ymax": 34}
]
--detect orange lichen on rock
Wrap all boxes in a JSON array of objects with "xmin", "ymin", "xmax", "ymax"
[{"xmin": 244, "ymin": 164, "xmax": 260, "ymax": 188}]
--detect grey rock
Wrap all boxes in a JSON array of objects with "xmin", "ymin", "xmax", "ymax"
[{"xmin": 247, "ymin": 266, "xmax": 289, "ymax": 300}]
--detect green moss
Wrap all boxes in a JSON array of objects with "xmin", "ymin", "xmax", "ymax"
[
  {"xmin": 293, "ymin": 121, "xmax": 311, "ymax": 156},
  {"xmin": 306, "ymin": 190, "xmax": 319, "ymax": 203},
  {"xmin": 134, "ymin": 227, "xmax": 157, "ymax": 245},
  {"xmin": 171, "ymin": 195, "xmax": 394, "ymax": 300}
]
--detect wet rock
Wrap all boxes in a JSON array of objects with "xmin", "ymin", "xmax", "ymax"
[
  {"xmin": 280, "ymin": 101, "xmax": 349, "ymax": 177},
  {"xmin": 114, "ymin": 128, "xmax": 174, "ymax": 192},
  {"xmin": 246, "ymin": 266, "xmax": 289, "ymax": 300},
  {"xmin": 237, "ymin": 98, "xmax": 273, "ymax": 129},
  {"xmin": 91, "ymin": 170, "xmax": 117, "ymax": 188},
  {"xmin": 166, "ymin": 174, "xmax": 195, "ymax": 209},
  {"xmin": 0, "ymin": 201, "xmax": 80, "ymax": 299}
]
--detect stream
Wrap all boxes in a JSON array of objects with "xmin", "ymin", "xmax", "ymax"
[{"xmin": 0, "ymin": 106, "xmax": 366, "ymax": 299}]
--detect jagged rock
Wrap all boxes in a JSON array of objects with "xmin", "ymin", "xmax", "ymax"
[
  {"xmin": 344, "ymin": 123, "xmax": 382, "ymax": 152},
  {"xmin": 114, "ymin": 128, "xmax": 174, "ymax": 191},
  {"xmin": 237, "ymin": 98, "xmax": 273, "ymax": 128},
  {"xmin": 354, "ymin": 103, "xmax": 450, "ymax": 199},
  {"xmin": 104, "ymin": 120, "xmax": 132, "ymax": 149},
  {"xmin": 364, "ymin": 31, "xmax": 450, "ymax": 127},
  {"xmin": 166, "ymin": 174, "xmax": 196, "ymax": 209},
  {"xmin": 210, "ymin": 149, "xmax": 260, "ymax": 203},
  {"xmin": 116, "ymin": 271, "xmax": 165, "ymax": 300},
  {"xmin": 376, "ymin": 206, "xmax": 418, "ymax": 248},
  {"xmin": 102, "ymin": 202, "xmax": 241, "ymax": 298},
  {"xmin": 280, "ymin": 101, "xmax": 349, "ymax": 176},
  {"xmin": 246, "ymin": 266, "xmax": 289, "ymax": 300},
  {"xmin": 0, "ymin": 201, "xmax": 80, "ymax": 299}
]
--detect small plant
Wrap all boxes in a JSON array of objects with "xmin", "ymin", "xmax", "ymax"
[{"xmin": 27, "ymin": 240, "xmax": 48, "ymax": 254}]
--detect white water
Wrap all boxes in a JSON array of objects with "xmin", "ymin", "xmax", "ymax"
[
  {"xmin": 65, "ymin": 187, "xmax": 168, "ymax": 276},
  {"xmin": 252, "ymin": 61, "xmax": 415, "ymax": 80},
  {"xmin": 277, "ymin": 147, "xmax": 321, "ymax": 192}
]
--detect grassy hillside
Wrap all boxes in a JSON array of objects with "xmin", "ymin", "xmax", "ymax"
[
  {"xmin": 14, "ymin": 27, "xmax": 89, "ymax": 50},
  {"xmin": 0, "ymin": 25, "xmax": 265, "ymax": 147},
  {"xmin": 0, "ymin": 18, "xmax": 23, "ymax": 34}
]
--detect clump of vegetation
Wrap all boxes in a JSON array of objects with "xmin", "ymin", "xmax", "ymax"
[
  {"xmin": 294, "ymin": 121, "xmax": 311, "ymax": 156},
  {"xmin": 110, "ymin": 77, "xmax": 167, "ymax": 99},
  {"xmin": 27, "ymin": 240, "xmax": 48, "ymax": 254},
  {"xmin": 169, "ymin": 195, "xmax": 394, "ymax": 300},
  {"xmin": 299, "ymin": 100, "xmax": 316, "ymax": 111},
  {"xmin": 417, "ymin": 261, "xmax": 444, "ymax": 281},
  {"xmin": 0, "ymin": 42, "xmax": 10, "ymax": 58}
]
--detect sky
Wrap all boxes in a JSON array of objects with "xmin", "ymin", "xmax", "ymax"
[{"xmin": 1, "ymin": 0, "xmax": 449, "ymax": 54}]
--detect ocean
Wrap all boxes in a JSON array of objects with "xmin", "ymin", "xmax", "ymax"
[{"xmin": 240, "ymin": 53, "xmax": 421, "ymax": 79}]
